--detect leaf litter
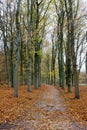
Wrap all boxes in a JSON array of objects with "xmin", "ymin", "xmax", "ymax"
[{"xmin": 0, "ymin": 84, "xmax": 87, "ymax": 130}]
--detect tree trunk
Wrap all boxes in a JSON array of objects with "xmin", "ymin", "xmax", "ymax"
[
  {"xmin": 85, "ymin": 52, "xmax": 87, "ymax": 83},
  {"xmin": 31, "ymin": 56, "xmax": 34, "ymax": 85},
  {"xmin": 13, "ymin": 49, "xmax": 19, "ymax": 97},
  {"xmin": 27, "ymin": 41, "xmax": 32, "ymax": 92},
  {"xmin": 20, "ymin": 40, "xmax": 23, "ymax": 85},
  {"xmin": 13, "ymin": 0, "xmax": 21, "ymax": 97},
  {"xmin": 38, "ymin": 57, "xmax": 41, "ymax": 86},
  {"xmin": 10, "ymin": 41, "xmax": 14, "ymax": 87},
  {"xmin": 70, "ymin": 0, "xmax": 80, "ymax": 98},
  {"xmin": 66, "ymin": 57, "xmax": 72, "ymax": 92},
  {"xmin": 34, "ymin": 52, "xmax": 39, "ymax": 89}
]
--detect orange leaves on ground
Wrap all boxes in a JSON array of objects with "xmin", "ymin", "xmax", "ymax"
[
  {"xmin": 58, "ymin": 86, "xmax": 87, "ymax": 125},
  {"xmin": 0, "ymin": 85, "xmax": 46, "ymax": 123}
]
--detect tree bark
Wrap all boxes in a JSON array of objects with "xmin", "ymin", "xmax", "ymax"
[{"xmin": 13, "ymin": 0, "xmax": 21, "ymax": 97}]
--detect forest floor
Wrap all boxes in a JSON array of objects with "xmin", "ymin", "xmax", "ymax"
[{"xmin": 0, "ymin": 84, "xmax": 87, "ymax": 130}]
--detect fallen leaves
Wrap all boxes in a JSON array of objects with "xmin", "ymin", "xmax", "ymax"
[
  {"xmin": 0, "ymin": 84, "xmax": 87, "ymax": 130},
  {"xmin": 0, "ymin": 84, "xmax": 46, "ymax": 123},
  {"xmin": 57, "ymin": 86, "xmax": 87, "ymax": 126}
]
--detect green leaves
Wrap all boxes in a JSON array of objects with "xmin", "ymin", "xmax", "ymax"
[{"xmin": 35, "ymin": 50, "xmax": 43, "ymax": 57}]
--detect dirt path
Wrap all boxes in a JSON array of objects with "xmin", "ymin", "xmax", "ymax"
[{"xmin": 1, "ymin": 85, "xmax": 87, "ymax": 130}]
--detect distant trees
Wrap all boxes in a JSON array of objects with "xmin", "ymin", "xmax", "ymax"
[
  {"xmin": 52, "ymin": 0, "xmax": 87, "ymax": 98},
  {"xmin": 63, "ymin": 0, "xmax": 80, "ymax": 98},
  {"xmin": 0, "ymin": 0, "xmax": 51, "ymax": 97},
  {"xmin": 0, "ymin": 0, "xmax": 87, "ymax": 99}
]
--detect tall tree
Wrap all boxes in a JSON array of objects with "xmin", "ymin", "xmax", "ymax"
[
  {"xmin": 26, "ymin": 0, "xmax": 33, "ymax": 92},
  {"xmin": 64, "ymin": 0, "xmax": 80, "ymax": 98},
  {"xmin": 51, "ymin": 32, "xmax": 57, "ymax": 85},
  {"xmin": 13, "ymin": 0, "xmax": 21, "ymax": 97},
  {"xmin": 54, "ymin": 0, "xmax": 65, "ymax": 89},
  {"xmin": 33, "ymin": 0, "xmax": 51, "ymax": 89},
  {"xmin": 63, "ymin": 0, "xmax": 72, "ymax": 92}
]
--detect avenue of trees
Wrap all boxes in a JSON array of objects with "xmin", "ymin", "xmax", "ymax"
[{"xmin": 0, "ymin": 0, "xmax": 87, "ymax": 99}]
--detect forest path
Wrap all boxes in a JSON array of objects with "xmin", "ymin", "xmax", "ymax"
[{"xmin": 3, "ymin": 85, "xmax": 86, "ymax": 130}]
